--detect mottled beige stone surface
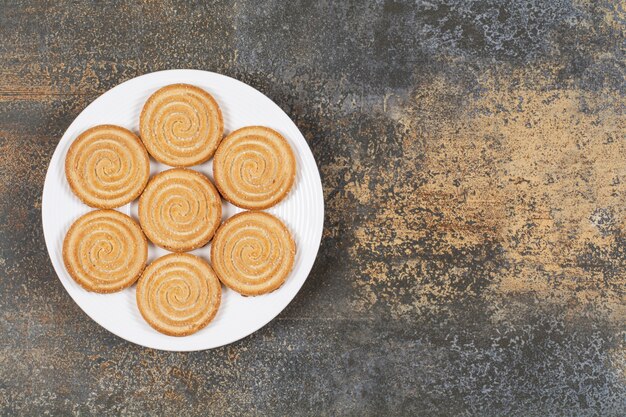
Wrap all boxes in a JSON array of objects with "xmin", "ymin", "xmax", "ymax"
[{"xmin": 0, "ymin": 1, "xmax": 624, "ymax": 416}]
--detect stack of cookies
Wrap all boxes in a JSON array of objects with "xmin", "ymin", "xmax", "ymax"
[{"xmin": 63, "ymin": 84, "xmax": 296, "ymax": 337}]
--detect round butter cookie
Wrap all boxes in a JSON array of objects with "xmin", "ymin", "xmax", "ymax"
[
  {"xmin": 213, "ymin": 126, "xmax": 296, "ymax": 210},
  {"xmin": 139, "ymin": 83, "xmax": 223, "ymax": 166},
  {"xmin": 138, "ymin": 168, "xmax": 222, "ymax": 252},
  {"xmin": 136, "ymin": 253, "xmax": 222, "ymax": 336},
  {"xmin": 65, "ymin": 125, "xmax": 150, "ymax": 209},
  {"xmin": 211, "ymin": 211, "xmax": 296, "ymax": 296},
  {"xmin": 63, "ymin": 209, "xmax": 148, "ymax": 293}
]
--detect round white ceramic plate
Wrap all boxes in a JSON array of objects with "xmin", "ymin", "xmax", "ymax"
[{"xmin": 42, "ymin": 69, "xmax": 324, "ymax": 351}]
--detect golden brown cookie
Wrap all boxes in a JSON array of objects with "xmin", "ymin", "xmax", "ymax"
[
  {"xmin": 210, "ymin": 211, "xmax": 296, "ymax": 296},
  {"xmin": 65, "ymin": 125, "xmax": 150, "ymax": 209},
  {"xmin": 136, "ymin": 253, "xmax": 222, "ymax": 336},
  {"xmin": 63, "ymin": 209, "xmax": 148, "ymax": 293},
  {"xmin": 213, "ymin": 126, "xmax": 296, "ymax": 210},
  {"xmin": 139, "ymin": 83, "xmax": 224, "ymax": 166},
  {"xmin": 138, "ymin": 168, "xmax": 222, "ymax": 252}
]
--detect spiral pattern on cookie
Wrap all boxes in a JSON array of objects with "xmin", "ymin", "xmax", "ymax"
[
  {"xmin": 136, "ymin": 253, "xmax": 221, "ymax": 336},
  {"xmin": 213, "ymin": 126, "xmax": 296, "ymax": 210},
  {"xmin": 211, "ymin": 211, "xmax": 296, "ymax": 296},
  {"xmin": 140, "ymin": 84, "xmax": 224, "ymax": 166},
  {"xmin": 63, "ymin": 210, "xmax": 148, "ymax": 293},
  {"xmin": 65, "ymin": 125, "xmax": 150, "ymax": 209},
  {"xmin": 138, "ymin": 168, "xmax": 222, "ymax": 252}
]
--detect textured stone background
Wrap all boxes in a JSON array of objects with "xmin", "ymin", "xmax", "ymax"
[{"xmin": 0, "ymin": 1, "xmax": 625, "ymax": 416}]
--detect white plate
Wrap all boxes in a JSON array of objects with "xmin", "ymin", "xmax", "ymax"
[{"xmin": 42, "ymin": 70, "xmax": 324, "ymax": 351}]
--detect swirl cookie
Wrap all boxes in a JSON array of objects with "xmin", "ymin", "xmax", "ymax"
[
  {"xmin": 137, "ymin": 253, "xmax": 222, "ymax": 336},
  {"xmin": 211, "ymin": 211, "xmax": 296, "ymax": 296},
  {"xmin": 140, "ymin": 84, "xmax": 224, "ymax": 166},
  {"xmin": 65, "ymin": 125, "xmax": 150, "ymax": 209},
  {"xmin": 213, "ymin": 126, "xmax": 296, "ymax": 210},
  {"xmin": 138, "ymin": 168, "xmax": 222, "ymax": 252},
  {"xmin": 63, "ymin": 210, "xmax": 148, "ymax": 293}
]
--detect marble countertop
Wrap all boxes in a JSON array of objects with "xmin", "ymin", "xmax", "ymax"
[{"xmin": 0, "ymin": 1, "xmax": 624, "ymax": 416}]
